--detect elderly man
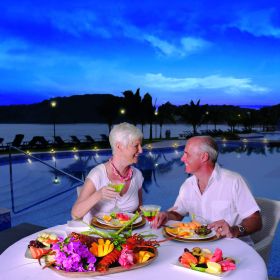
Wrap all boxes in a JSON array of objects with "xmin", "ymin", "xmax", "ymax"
[{"xmin": 154, "ymin": 136, "xmax": 262, "ymax": 243}]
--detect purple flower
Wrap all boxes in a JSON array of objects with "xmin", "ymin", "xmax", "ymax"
[{"xmin": 52, "ymin": 238, "xmax": 96, "ymax": 272}]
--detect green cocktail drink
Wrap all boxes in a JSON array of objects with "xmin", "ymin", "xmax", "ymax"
[
  {"xmin": 111, "ymin": 183, "xmax": 124, "ymax": 193},
  {"xmin": 140, "ymin": 205, "xmax": 161, "ymax": 224},
  {"xmin": 108, "ymin": 182, "xmax": 125, "ymax": 212}
]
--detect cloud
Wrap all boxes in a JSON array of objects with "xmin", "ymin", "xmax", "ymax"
[
  {"xmin": 142, "ymin": 35, "xmax": 211, "ymax": 57},
  {"xmin": 143, "ymin": 34, "xmax": 179, "ymax": 56},
  {"xmin": 47, "ymin": 9, "xmax": 211, "ymax": 57},
  {"xmin": 48, "ymin": 10, "xmax": 112, "ymax": 38},
  {"xmin": 0, "ymin": 39, "xmax": 31, "ymax": 68},
  {"xmin": 181, "ymin": 37, "xmax": 211, "ymax": 54},
  {"xmin": 142, "ymin": 73, "xmax": 269, "ymax": 94},
  {"xmin": 231, "ymin": 9, "xmax": 280, "ymax": 38}
]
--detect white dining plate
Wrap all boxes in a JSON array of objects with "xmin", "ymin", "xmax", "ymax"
[
  {"xmin": 172, "ymin": 261, "xmax": 232, "ymax": 278},
  {"xmin": 66, "ymin": 220, "xmax": 91, "ymax": 231},
  {"xmin": 95, "ymin": 212, "xmax": 142, "ymax": 227},
  {"xmin": 165, "ymin": 227, "xmax": 216, "ymax": 240}
]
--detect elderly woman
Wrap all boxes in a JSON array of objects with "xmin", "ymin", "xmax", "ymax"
[{"xmin": 71, "ymin": 122, "xmax": 144, "ymax": 222}]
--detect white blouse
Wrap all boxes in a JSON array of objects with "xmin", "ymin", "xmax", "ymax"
[{"xmin": 83, "ymin": 164, "xmax": 144, "ymax": 223}]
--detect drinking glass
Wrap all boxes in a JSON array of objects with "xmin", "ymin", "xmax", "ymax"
[
  {"xmin": 190, "ymin": 213, "xmax": 208, "ymax": 225},
  {"xmin": 108, "ymin": 181, "xmax": 125, "ymax": 213},
  {"xmin": 140, "ymin": 204, "xmax": 161, "ymax": 227}
]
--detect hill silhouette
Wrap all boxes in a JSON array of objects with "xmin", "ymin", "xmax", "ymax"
[{"xmin": 0, "ymin": 94, "xmax": 122, "ymax": 123}]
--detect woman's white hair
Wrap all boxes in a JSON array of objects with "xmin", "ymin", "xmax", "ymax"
[
  {"xmin": 192, "ymin": 135, "xmax": 219, "ymax": 163},
  {"xmin": 109, "ymin": 122, "xmax": 143, "ymax": 154}
]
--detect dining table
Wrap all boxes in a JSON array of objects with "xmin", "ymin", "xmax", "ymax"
[{"xmin": 0, "ymin": 221, "xmax": 268, "ymax": 280}]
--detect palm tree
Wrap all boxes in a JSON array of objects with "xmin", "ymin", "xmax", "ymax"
[
  {"xmin": 122, "ymin": 88, "xmax": 142, "ymax": 125},
  {"xmin": 157, "ymin": 102, "xmax": 176, "ymax": 139},
  {"xmin": 97, "ymin": 95, "xmax": 122, "ymax": 133},
  {"xmin": 141, "ymin": 93, "xmax": 155, "ymax": 140},
  {"xmin": 180, "ymin": 100, "xmax": 207, "ymax": 134},
  {"xmin": 226, "ymin": 114, "xmax": 239, "ymax": 132}
]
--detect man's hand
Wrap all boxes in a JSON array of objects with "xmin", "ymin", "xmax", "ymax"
[
  {"xmin": 151, "ymin": 210, "xmax": 183, "ymax": 229},
  {"xmin": 151, "ymin": 211, "xmax": 168, "ymax": 229},
  {"xmin": 208, "ymin": 220, "xmax": 235, "ymax": 238}
]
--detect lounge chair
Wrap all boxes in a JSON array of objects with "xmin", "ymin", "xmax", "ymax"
[
  {"xmin": 70, "ymin": 136, "xmax": 82, "ymax": 145},
  {"xmin": 27, "ymin": 136, "xmax": 50, "ymax": 149},
  {"xmin": 0, "ymin": 137, "xmax": 4, "ymax": 148},
  {"xmin": 100, "ymin": 134, "xmax": 109, "ymax": 142},
  {"xmin": 7, "ymin": 134, "xmax": 24, "ymax": 148},
  {"xmin": 54, "ymin": 136, "xmax": 69, "ymax": 147},
  {"xmin": 84, "ymin": 135, "xmax": 95, "ymax": 144}
]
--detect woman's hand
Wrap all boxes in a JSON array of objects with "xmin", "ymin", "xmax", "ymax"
[
  {"xmin": 97, "ymin": 185, "xmax": 119, "ymax": 201},
  {"xmin": 208, "ymin": 220, "xmax": 235, "ymax": 238}
]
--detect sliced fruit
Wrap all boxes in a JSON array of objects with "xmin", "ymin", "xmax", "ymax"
[
  {"xmin": 116, "ymin": 213, "xmax": 130, "ymax": 221},
  {"xmin": 206, "ymin": 262, "xmax": 222, "ymax": 275},
  {"xmin": 190, "ymin": 263, "xmax": 207, "ymax": 272},
  {"xmin": 137, "ymin": 251, "xmax": 155, "ymax": 263},
  {"xmin": 103, "ymin": 215, "xmax": 112, "ymax": 222},
  {"xmin": 210, "ymin": 248, "xmax": 223, "ymax": 263},
  {"xmin": 29, "ymin": 246, "xmax": 51, "ymax": 259},
  {"xmin": 180, "ymin": 252, "xmax": 198, "ymax": 267},
  {"xmin": 36, "ymin": 232, "xmax": 59, "ymax": 247},
  {"xmin": 90, "ymin": 239, "xmax": 114, "ymax": 257}
]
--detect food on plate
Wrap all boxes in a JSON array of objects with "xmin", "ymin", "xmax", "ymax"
[
  {"xmin": 103, "ymin": 215, "xmax": 112, "ymax": 222},
  {"xmin": 27, "ymin": 232, "xmax": 60, "ymax": 259},
  {"xmin": 90, "ymin": 239, "xmax": 114, "ymax": 257},
  {"xmin": 205, "ymin": 262, "xmax": 222, "ymax": 274},
  {"xmin": 100, "ymin": 212, "xmax": 132, "ymax": 225},
  {"xmin": 26, "ymin": 213, "xmax": 161, "ymax": 273},
  {"xmin": 116, "ymin": 213, "xmax": 130, "ymax": 221},
  {"xmin": 136, "ymin": 251, "xmax": 155, "ymax": 263},
  {"xmin": 165, "ymin": 221, "xmax": 212, "ymax": 239},
  {"xmin": 165, "ymin": 227, "xmax": 194, "ymax": 238},
  {"xmin": 36, "ymin": 232, "xmax": 59, "ymax": 247},
  {"xmin": 194, "ymin": 225, "xmax": 212, "ymax": 236},
  {"xmin": 29, "ymin": 246, "xmax": 52, "ymax": 259},
  {"xmin": 178, "ymin": 247, "xmax": 236, "ymax": 275}
]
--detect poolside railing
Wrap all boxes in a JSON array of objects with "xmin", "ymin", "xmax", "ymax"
[{"xmin": 8, "ymin": 146, "xmax": 84, "ymax": 215}]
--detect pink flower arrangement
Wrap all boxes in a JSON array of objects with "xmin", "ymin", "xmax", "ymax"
[{"xmin": 118, "ymin": 246, "xmax": 135, "ymax": 268}]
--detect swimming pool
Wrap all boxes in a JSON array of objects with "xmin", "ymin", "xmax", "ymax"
[{"xmin": 0, "ymin": 141, "xmax": 279, "ymax": 276}]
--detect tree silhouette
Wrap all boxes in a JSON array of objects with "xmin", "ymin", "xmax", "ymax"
[
  {"xmin": 157, "ymin": 102, "xmax": 176, "ymax": 139},
  {"xmin": 97, "ymin": 95, "xmax": 122, "ymax": 133},
  {"xmin": 259, "ymin": 106, "xmax": 280, "ymax": 131},
  {"xmin": 141, "ymin": 93, "xmax": 155, "ymax": 140},
  {"xmin": 122, "ymin": 88, "xmax": 142, "ymax": 125},
  {"xmin": 180, "ymin": 100, "xmax": 207, "ymax": 134}
]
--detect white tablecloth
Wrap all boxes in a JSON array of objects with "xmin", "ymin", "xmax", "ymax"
[{"xmin": 0, "ymin": 223, "xmax": 268, "ymax": 280}]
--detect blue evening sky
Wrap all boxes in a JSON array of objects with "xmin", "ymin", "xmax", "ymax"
[{"xmin": 0, "ymin": 0, "xmax": 280, "ymax": 106}]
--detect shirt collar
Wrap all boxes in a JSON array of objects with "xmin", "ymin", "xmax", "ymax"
[{"xmin": 208, "ymin": 163, "xmax": 221, "ymax": 185}]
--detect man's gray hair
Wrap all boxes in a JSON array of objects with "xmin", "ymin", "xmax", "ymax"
[
  {"xmin": 194, "ymin": 135, "xmax": 219, "ymax": 163},
  {"xmin": 109, "ymin": 122, "xmax": 143, "ymax": 154}
]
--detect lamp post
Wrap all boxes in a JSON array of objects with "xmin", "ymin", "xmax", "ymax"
[
  {"xmin": 50, "ymin": 100, "xmax": 57, "ymax": 142},
  {"xmin": 237, "ymin": 114, "xmax": 241, "ymax": 130},
  {"xmin": 120, "ymin": 108, "xmax": 126, "ymax": 115},
  {"xmin": 50, "ymin": 100, "xmax": 59, "ymax": 184},
  {"xmin": 154, "ymin": 110, "xmax": 158, "ymax": 139},
  {"xmin": 205, "ymin": 111, "xmax": 209, "ymax": 131}
]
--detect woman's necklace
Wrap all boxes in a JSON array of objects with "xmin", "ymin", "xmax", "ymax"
[{"xmin": 109, "ymin": 158, "xmax": 133, "ymax": 182}]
